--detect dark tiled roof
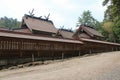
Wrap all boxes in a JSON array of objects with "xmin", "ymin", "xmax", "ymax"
[
  {"xmin": 82, "ymin": 25, "xmax": 103, "ymax": 37},
  {"xmin": 0, "ymin": 30, "xmax": 83, "ymax": 44},
  {"xmin": 74, "ymin": 25, "xmax": 103, "ymax": 38},
  {"xmin": 78, "ymin": 33, "xmax": 90, "ymax": 39},
  {"xmin": 57, "ymin": 29, "xmax": 74, "ymax": 39},
  {"xmin": 22, "ymin": 15, "xmax": 57, "ymax": 34}
]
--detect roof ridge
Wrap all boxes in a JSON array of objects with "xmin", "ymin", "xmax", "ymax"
[{"xmin": 24, "ymin": 14, "xmax": 53, "ymax": 24}]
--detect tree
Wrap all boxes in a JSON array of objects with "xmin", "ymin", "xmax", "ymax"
[
  {"xmin": 103, "ymin": 0, "xmax": 120, "ymax": 42},
  {"xmin": 102, "ymin": 21, "xmax": 116, "ymax": 42},
  {"xmin": 0, "ymin": 16, "xmax": 21, "ymax": 30},
  {"xmin": 77, "ymin": 10, "xmax": 101, "ymax": 30}
]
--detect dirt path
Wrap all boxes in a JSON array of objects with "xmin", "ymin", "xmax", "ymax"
[{"xmin": 0, "ymin": 51, "xmax": 120, "ymax": 80}]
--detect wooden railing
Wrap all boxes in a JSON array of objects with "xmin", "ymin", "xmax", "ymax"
[{"xmin": 0, "ymin": 38, "xmax": 82, "ymax": 51}]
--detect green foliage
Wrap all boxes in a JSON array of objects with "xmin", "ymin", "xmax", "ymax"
[
  {"xmin": 102, "ymin": 0, "xmax": 109, "ymax": 6},
  {"xmin": 103, "ymin": 22, "xmax": 113, "ymax": 33},
  {"xmin": 0, "ymin": 16, "xmax": 21, "ymax": 30},
  {"xmin": 103, "ymin": 0, "xmax": 120, "ymax": 43},
  {"xmin": 99, "ymin": 26, "xmax": 109, "ymax": 40},
  {"xmin": 113, "ymin": 20, "xmax": 120, "ymax": 42},
  {"xmin": 77, "ymin": 10, "xmax": 102, "ymax": 30},
  {"xmin": 102, "ymin": 21, "xmax": 116, "ymax": 42}
]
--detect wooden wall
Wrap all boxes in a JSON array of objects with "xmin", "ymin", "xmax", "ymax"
[
  {"xmin": 0, "ymin": 36, "xmax": 120, "ymax": 67},
  {"xmin": 0, "ymin": 37, "xmax": 82, "ymax": 58}
]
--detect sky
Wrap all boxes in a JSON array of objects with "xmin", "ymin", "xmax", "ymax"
[{"xmin": 0, "ymin": 0, "xmax": 106, "ymax": 29}]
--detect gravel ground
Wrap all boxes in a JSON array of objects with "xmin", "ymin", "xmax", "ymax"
[{"xmin": 0, "ymin": 51, "xmax": 120, "ymax": 80}]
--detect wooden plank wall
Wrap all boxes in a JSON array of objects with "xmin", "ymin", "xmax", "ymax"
[
  {"xmin": 0, "ymin": 36, "xmax": 120, "ymax": 67},
  {"xmin": 0, "ymin": 37, "xmax": 82, "ymax": 57}
]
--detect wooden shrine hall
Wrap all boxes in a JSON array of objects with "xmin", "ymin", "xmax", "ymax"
[{"xmin": 0, "ymin": 14, "xmax": 120, "ymax": 67}]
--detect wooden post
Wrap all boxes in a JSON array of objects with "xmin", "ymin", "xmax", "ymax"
[
  {"xmin": 62, "ymin": 52, "xmax": 64, "ymax": 60},
  {"xmin": 42, "ymin": 56, "xmax": 44, "ymax": 64},
  {"xmin": 38, "ymin": 51, "xmax": 39, "ymax": 57},
  {"xmin": 32, "ymin": 53, "xmax": 34, "ymax": 62},
  {"xmin": 90, "ymin": 49, "xmax": 92, "ymax": 54},
  {"xmin": 37, "ymin": 51, "xmax": 40, "ymax": 61},
  {"xmin": 52, "ymin": 51, "xmax": 54, "ymax": 60},
  {"xmin": 116, "ymin": 47, "xmax": 118, "ymax": 51},
  {"xmin": 79, "ymin": 51, "xmax": 81, "ymax": 56},
  {"xmin": 106, "ymin": 48, "xmax": 108, "ymax": 52},
  {"xmin": 112, "ymin": 47, "xmax": 114, "ymax": 51}
]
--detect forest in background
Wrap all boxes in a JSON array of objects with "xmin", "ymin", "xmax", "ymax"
[
  {"xmin": 0, "ymin": 0, "xmax": 120, "ymax": 43},
  {"xmin": 0, "ymin": 16, "xmax": 21, "ymax": 30}
]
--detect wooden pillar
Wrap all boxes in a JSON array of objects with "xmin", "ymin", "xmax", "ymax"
[
  {"xmin": 42, "ymin": 55, "xmax": 45, "ymax": 64},
  {"xmin": 89, "ymin": 49, "xmax": 92, "ymax": 54},
  {"xmin": 19, "ymin": 39, "xmax": 22, "ymax": 57},
  {"xmin": 79, "ymin": 51, "xmax": 81, "ymax": 56},
  {"xmin": 112, "ymin": 47, "xmax": 114, "ymax": 51},
  {"xmin": 116, "ymin": 47, "xmax": 118, "ymax": 51},
  {"xmin": 38, "ymin": 51, "xmax": 39, "ymax": 57},
  {"xmin": 52, "ymin": 51, "xmax": 54, "ymax": 60},
  {"xmin": 32, "ymin": 53, "xmax": 34, "ymax": 62},
  {"xmin": 105, "ymin": 47, "xmax": 107, "ymax": 52},
  {"xmin": 62, "ymin": 52, "xmax": 64, "ymax": 59},
  {"xmin": 37, "ymin": 51, "xmax": 40, "ymax": 61}
]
